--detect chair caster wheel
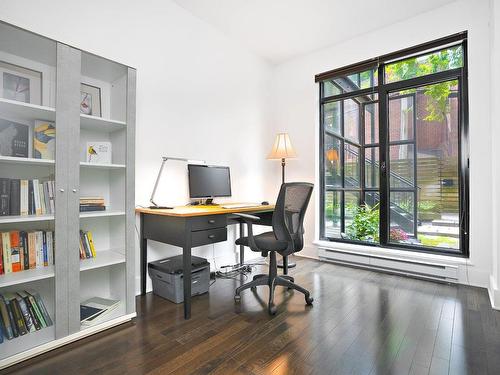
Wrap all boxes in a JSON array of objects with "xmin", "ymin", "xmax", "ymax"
[
  {"xmin": 268, "ymin": 305, "xmax": 277, "ymax": 315},
  {"xmin": 305, "ymin": 296, "xmax": 314, "ymax": 305},
  {"xmin": 234, "ymin": 295, "xmax": 241, "ymax": 302}
]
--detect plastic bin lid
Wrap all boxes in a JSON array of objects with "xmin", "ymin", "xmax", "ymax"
[{"xmin": 148, "ymin": 255, "xmax": 209, "ymax": 274}]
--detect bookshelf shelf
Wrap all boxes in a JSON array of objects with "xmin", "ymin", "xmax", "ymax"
[
  {"xmin": 1, "ymin": 326, "xmax": 55, "ymax": 361},
  {"xmin": 0, "ymin": 266, "xmax": 55, "ymax": 288},
  {"xmin": 0, "ymin": 214, "xmax": 54, "ymax": 224},
  {"xmin": 79, "ymin": 210, "xmax": 125, "ymax": 219},
  {"xmin": 80, "ymin": 114, "xmax": 126, "ymax": 133},
  {"xmin": 0, "ymin": 98, "xmax": 55, "ymax": 122},
  {"xmin": 0, "ymin": 156, "xmax": 55, "ymax": 166},
  {"xmin": 79, "ymin": 162, "xmax": 126, "ymax": 170},
  {"xmin": 80, "ymin": 250, "xmax": 125, "ymax": 272}
]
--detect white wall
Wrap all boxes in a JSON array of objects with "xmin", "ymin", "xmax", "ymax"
[
  {"xmin": 0, "ymin": 0, "xmax": 273, "ymax": 293},
  {"xmin": 269, "ymin": 0, "xmax": 493, "ymax": 288}
]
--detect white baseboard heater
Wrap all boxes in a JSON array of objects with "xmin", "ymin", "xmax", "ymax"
[{"xmin": 318, "ymin": 247, "xmax": 459, "ymax": 282}]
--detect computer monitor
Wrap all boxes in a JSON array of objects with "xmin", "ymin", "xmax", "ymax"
[{"xmin": 188, "ymin": 164, "xmax": 231, "ymax": 199}]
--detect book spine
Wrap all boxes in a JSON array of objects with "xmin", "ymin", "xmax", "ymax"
[
  {"xmin": 9, "ymin": 179, "xmax": 20, "ymax": 216},
  {"xmin": 16, "ymin": 296, "xmax": 35, "ymax": 333},
  {"xmin": 82, "ymin": 231, "xmax": 92, "ymax": 258},
  {"xmin": 20, "ymin": 179, "xmax": 28, "ymax": 216},
  {"xmin": 79, "ymin": 233, "xmax": 85, "ymax": 259},
  {"xmin": 21, "ymin": 231, "xmax": 29, "ymax": 270},
  {"xmin": 42, "ymin": 231, "xmax": 48, "ymax": 266},
  {"xmin": 47, "ymin": 231, "xmax": 54, "ymax": 265},
  {"xmin": 28, "ymin": 180, "xmax": 35, "ymax": 215},
  {"xmin": 2, "ymin": 232, "xmax": 12, "ymax": 273},
  {"xmin": 22, "ymin": 295, "xmax": 41, "ymax": 330},
  {"xmin": 27, "ymin": 295, "xmax": 46, "ymax": 328},
  {"xmin": 30, "ymin": 291, "xmax": 52, "ymax": 327},
  {"xmin": 87, "ymin": 231, "xmax": 97, "ymax": 258},
  {"xmin": 10, "ymin": 231, "xmax": 21, "ymax": 272},
  {"xmin": 28, "ymin": 232, "xmax": 36, "ymax": 269},
  {"xmin": 38, "ymin": 182, "xmax": 46, "ymax": 215},
  {"xmin": 5, "ymin": 298, "xmax": 18, "ymax": 337},
  {"xmin": 0, "ymin": 178, "xmax": 10, "ymax": 216},
  {"xmin": 0, "ymin": 234, "xmax": 3, "ymax": 275},
  {"xmin": 79, "ymin": 205, "xmax": 106, "ymax": 212},
  {"xmin": 33, "ymin": 179, "xmax": 40, "ymax": 215},
  {"xmin": 49, "ymin": 181, "xmax": 55, "ymax": 214},
  {"xmin": 36, "ymin": 231, "xmax": 43, "ymax": 268},
  {"xmin": 11, "ymin": 297, "xmax": 27, "ymax": 335},
  {"xmin": 0, "ymin": 295, "xmax": 13, "ymax": 339},
  {"xmin": 44, "ymin": 182, "xmax": 51, "ymax": 214}
]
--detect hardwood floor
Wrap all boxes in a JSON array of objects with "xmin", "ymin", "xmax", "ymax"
[{"xmin": 3, "ymin": 258, "xmax": 500, "ymax": 375}]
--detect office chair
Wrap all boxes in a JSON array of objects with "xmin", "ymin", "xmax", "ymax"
[{"xmin": 233, "ymin": 182, "xmax": 314, "ymax": 315}]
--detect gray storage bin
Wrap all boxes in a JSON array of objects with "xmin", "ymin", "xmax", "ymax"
[{"xmin": 148, "ymin": 255, "xmax": 210, "ymax": 303}]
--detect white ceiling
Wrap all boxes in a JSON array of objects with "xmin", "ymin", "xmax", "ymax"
[{"xmin": 172, "ymin": 0, "xmax": 457, "ymax": 64}]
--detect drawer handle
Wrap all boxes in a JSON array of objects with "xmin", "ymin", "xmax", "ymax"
[
  {"xmin": 208, "ymin": 234, "xmax": 216, "ymax": 239},
  {"xmin": 208, "ymin": 219, "xmax": 216, "ymax": 224}
]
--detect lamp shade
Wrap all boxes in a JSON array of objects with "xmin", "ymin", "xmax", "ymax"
[{"xmin": 267, "ymin": 133, "xmax": 297, "ymax": 159}]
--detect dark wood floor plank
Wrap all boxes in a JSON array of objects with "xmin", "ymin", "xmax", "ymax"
[{"xmin": 3, "ymin": 258, "xmax": 500, "ymax": 375}]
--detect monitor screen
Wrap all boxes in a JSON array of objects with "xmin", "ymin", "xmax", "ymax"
[{"xmin": 188, "ymin": 164, "xmax": 232, "ymax": 198}]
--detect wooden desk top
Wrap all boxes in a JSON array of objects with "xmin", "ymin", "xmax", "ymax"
[{"xmin": 136, "ymin": 204, "xmax": 275, "ymax": 217}]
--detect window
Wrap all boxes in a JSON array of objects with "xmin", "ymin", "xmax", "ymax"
[{"xmin": 317, "ymin": 33, "xmax": 469, "ymax": 256}]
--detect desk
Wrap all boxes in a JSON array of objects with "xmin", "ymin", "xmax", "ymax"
[{"xmin": 136, "ymin": 204, "xmax": 274, "ymax": 319}]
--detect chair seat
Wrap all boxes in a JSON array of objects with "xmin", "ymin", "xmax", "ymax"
[{"xmin": 236, "ymin": 231, "xmax": 288, "ymax": 252}]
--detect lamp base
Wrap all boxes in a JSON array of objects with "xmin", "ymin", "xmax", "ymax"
[{"xmin": 148, "ymin": 205, "xmax": 173, "ymax": 209}]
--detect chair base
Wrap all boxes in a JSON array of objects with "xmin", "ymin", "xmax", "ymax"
[{"xmin": 235, "ymin": 273, "xmax": 313, "ymax": 315}]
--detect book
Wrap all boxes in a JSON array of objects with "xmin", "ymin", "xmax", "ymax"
[
  {"xmin": 38, "ymin": 182, "xmax": 46, "ymax": 215},
  {"xmin": 0, "ymin": 314, "xmax": 3, "ymax": 343},
  {"xmin": 20, "ymin": 179, "xmax": 28, "ymax": 216},
  {"xmin": 0, "ymin": 118, "xmax": 29, "ymax": 158},
  {"xmin": 4, "ymin": 293, "xmax": 27, "ymax": 335},
  {"xmin": 86, "ymin": 142, "xmax": 112, "ymax": 164},
  {"xmin": 87, "ymin": 231, "xmax": 97, "ymax": 258},
  {"xmin": 0, "ymin": 234, "xmax": 3, "ymax": 275},
  {"xmin": 33, "ymin": 121, "xmax": 55, "ymax": 160},
  {"xmin": 42, "ymin": 231, "xmax": 48, "ymax": 266},
  {"xmin": 28, "ymin": 180, "xmax": 35, "ymax": 215},
  {"xmin": 10, "ymin": 231, "xmax": 21, "ymax": 272},
  {"xmin": 0, "ymin": 178, "xmax": 10, "ymax": 216},
  {"xmin": 2, "ymin": 232, "xmax": 12, "ymax": 273},
  {"xmin": 17, "ymin": 291, "xmax": 41, "ymax": 331},
  {"xmin": 80, "ymin": 205, "xmax": 106, "ymax": 212},
  {"xmin": 35, "ymin": 231, "xmax": 43, "ymax": 268},
  {"xmin": 5, "ymin": 296, "xmax": 18, "ymax": 337},
  {"xmin": 21, "ymin": 231, "xmax": 29, "ymax": 270},
  {"xmin": 48, "ymin": 181, "xmax": 55, "ymax": 214},
  {"xmin": 80, "ymin": 297, "xmax": 120, "ymax": 326},
  {"xmin": 80, "ymin": 231, "xmax": 91, "ymax": 259},
  {"xmin": 15, "ymin": 294, "xmax": 35, "ymax": 333},
  {"xmin": 47, "ymin": 231, "xmax": 54, "ymax": 265},
  {"xmin": 0, "ymin": 295, "xmax": 13, "ymax": 339},
  {"xmin": 10, "ymin": 179, "xmax": 20, "ymax": 215},
  {"xmin": 28, "ymin": 231, "xmax": 36, "ymax": 269},
  {"xmin": 26, "ymin": 292, "xmax": 46, "ymax": 328},
  {"xmin": 26, "ymin": 289, "xmax": 52, "ymax": 326}
]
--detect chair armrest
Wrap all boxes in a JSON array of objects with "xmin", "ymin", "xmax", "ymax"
[{"xmin": 233, "ymin": 213, "xmax": 261, "ymax": 251}]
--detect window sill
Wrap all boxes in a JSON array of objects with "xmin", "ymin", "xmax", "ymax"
[{"xmin": 313, "ymin": 239, "xmax": 469, "ymax": 266}]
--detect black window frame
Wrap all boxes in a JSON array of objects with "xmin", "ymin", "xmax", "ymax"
[{"xmin": 317, "ymin": 32, "xmax": 469, "ymax": 257}]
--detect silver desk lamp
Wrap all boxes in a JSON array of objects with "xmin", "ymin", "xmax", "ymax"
[{"xmin": 149, "ymin": 156, "xmax": 205, "ymax": 209}]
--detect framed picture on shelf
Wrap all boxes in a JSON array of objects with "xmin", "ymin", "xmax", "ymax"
[
  {"xmin": 0, "ymin": 61, "xmax": 42, "ymax": 105},
  {"xmin": 0, "ymin": 117, "xmax": 29, "ymax": 158},
  {"xmin": 86, "ymin": 141, "xmax": 112, "ymax": 164},
  {"xmin": 80, "ymin": 83, "xmax": 101, "ymax": 117}
]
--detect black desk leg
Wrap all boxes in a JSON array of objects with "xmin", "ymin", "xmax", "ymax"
[
  {"xmin": 183, "ymin": 245, "xmax": 192, "ymax": 319},
  {"xmin": 140, "ymin": 213, "xmax": 147, "ymax": 295},
  {"xmin": 239, "ymin": 222, "xmax": 245, "ymax": 266}
]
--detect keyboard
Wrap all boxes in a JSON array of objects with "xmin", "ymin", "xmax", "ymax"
[{"xmin": 221, "ymin": 203, "xmax": 261, "ymax": 209}]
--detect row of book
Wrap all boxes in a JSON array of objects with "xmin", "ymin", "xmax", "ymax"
[
  {"xmin": 0, "ymin": 290, "xmax": 53, "ymax": 343},
  {"xmin": 80, "ymin": 197, "xmax": 106, "ymax": 212},
  {"xmin": 0, "ymin": 231, "xmax": 54, "ymax": 275},
  {"xmin": 0, "ymin": 178, "xmax": 55, "ymax": 217},
  {"xmin": 79, "ymin": 230, "xmax": 96, "ymax": 260}
]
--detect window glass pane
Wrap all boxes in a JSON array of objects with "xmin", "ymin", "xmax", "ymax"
[
  {"xmin": 365, "ymin": 147, "xmax": 379, "ymax": 188},
  {"xmin": 323, "ymin": 101, "xmax": 341, "ymax": 135},
  {"xmin": 389, "ymin": 144, "xmax": 414, "ymax": 188},
  {"xmin": 385, "ymin": 45, "xmax": 463, "ymax": 83},
  {"xmin": 345, "ymin": 191, "xmax": 379, "ymax": 243},
  {"xmin": 389, "ymin": 191, "xmax": 415, "ymax": 242},
  {"xmin": 324, "ymin": 191, "xmax": 341, "ymax": 239},
  {"xmin": 389, "ymin": 95, "xmax": 414, "ymax": 142},
  {"xmin": 323, "ymin": 68, "xmax": 377, "ymax": 96},
  {"xmin": 344, "ymin": 191, "xmax": 360, "ymax": 231},
  {"xmin": 364, "ymin": 102, "xmax": 379, "ymax": 144},
  {"xmin": 324, "ymin": 134, "xmax": 342, "ymax": 188},
  {"xmin": 344, "ymin": 143, "xmax": 360, "ymax": 187},
  {"xmin": 365, "ymin": 191, "xmax": 380, "ymax": 207},
  {"xmin": 344, "ymin": 98, "xmax": 359, "ymax": 143}
]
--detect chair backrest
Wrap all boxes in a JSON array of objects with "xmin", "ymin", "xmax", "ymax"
[{"xmin": 272, "ymin": 182, "xmax": 314, "ymax": 256}]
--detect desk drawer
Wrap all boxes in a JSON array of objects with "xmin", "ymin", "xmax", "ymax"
[
  {"xmin": 191, "ymin": 228, "xmax": 227, "ymax": 247},
  {"xmin": 191, "ymin": 215, "xmax": 226, "ymax": 231}
]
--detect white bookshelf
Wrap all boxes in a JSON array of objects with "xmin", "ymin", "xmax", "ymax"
[
  {"xmin": 0, "ymin": 156, "xmax": 55, "ymax": 166},
  {"xmin": 80, "ymin": 250, "xmax": 125, "ymax": 272},
  {"xmin": 0, "ymin": 214, "xmax": 54, "ymax": 224},
  {"xmin": 0, "ymin": 20, "xmax": 136, "ymax": 370},
  {"xmin": 0, "ymin": 267, "xmax": 55, "ymax": 288}
]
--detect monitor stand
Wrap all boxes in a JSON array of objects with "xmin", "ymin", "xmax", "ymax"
[{"xmin": 204, "ymin": 198, "xmax": 219, "ymax": 206}]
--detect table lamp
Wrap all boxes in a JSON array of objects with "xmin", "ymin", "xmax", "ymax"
[
  {"xmin": 268, "ymin": 132, "xmax": 297, "ymax": 270},
  {"xmin": 267, "ymin": 132, "xmax": 297, "ymax": 184}
]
